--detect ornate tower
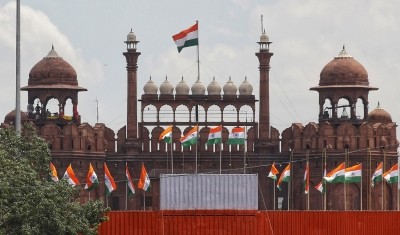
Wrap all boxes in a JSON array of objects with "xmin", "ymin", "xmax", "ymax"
[
  {"xmin": 255, "ymin": 30, "xmax": 274, "ymax": 152},
  {"xmin": 123, "ymin": 29, "xmax": 141, "ymax": 154}
]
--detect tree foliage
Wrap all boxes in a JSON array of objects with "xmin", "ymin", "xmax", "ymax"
[{"xmin": 0, "ymin": 125, "xmax": 109, "ymax": 235}]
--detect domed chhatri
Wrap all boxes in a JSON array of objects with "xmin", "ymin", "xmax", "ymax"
[
  {"xmin": 319, "ymin": 46, "xmax": 369, "ymax": 86},
  {"xmin": 3, "ymin": 110, "xmax": 29, "ymax": 125},
  {"xmin": 143, "ymin": 76, "xmax": 158, "ymax": 95},
  {"xmin": 223, "ymin": 77, "xmax": 237, "ymax": 95},
  {"xmin": 175, "ymin": 76, "xmax": 190, "ymax": 95},
  {"xmin": 207, "ymin": 77, "xmax": 221, "ymax": 95},
  {"xmin": 159, "ymin": 76, "xmax": 174, "ymax": 95},
  {"xmin": 28, "ymin": 46, "xmax": 82, "ymax": 88},
  {"xmin": 191, "ymin": 79, "xmax": 206, "ymax": 95},
  {"xmin": 368, "ymin": 103, "xmax": 392, "ymax": 123},
  {"xmin": 239, "ymin": 76, "xmax": 253, "ymax": 95}
]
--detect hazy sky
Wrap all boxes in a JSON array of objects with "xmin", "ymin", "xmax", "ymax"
[{"xmin": 1, "ymin": 0, "xmax": 400, "ymax": 138}]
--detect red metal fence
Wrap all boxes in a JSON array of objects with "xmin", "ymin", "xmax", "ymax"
[{"xmin": 98, "ymin": 210, "xmax": 400, "ymax": 235}]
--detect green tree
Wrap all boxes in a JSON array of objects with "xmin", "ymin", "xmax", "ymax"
[{"xmin": 0, "ymin": 125, "xmax": 109, "ymax": 235}]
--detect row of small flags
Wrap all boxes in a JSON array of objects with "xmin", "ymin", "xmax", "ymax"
[
  {"xmin": 268, "ymin": 162, "xmax": 399, "ymax": 194},
  {"xmin": 159, "ymin": 125, "xmax": 246, "ymax": 146},
  {"xmin": 49, "ymin": 162, "xmax": 151, "ymax": 196}
]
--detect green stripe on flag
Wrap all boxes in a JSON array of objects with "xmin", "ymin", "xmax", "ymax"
[{"xmin": 177, "ymin": 38, "xmax": 199, "ymax": 52}]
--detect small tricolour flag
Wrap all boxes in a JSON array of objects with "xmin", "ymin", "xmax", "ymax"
[
  {"xmin": 180, "ymin": 126, "xmax": 198, "ymax": 147},
  {"xmin": 63, "ymin": 164, "xmax": 80, "ymax": 187},
  {"xmin": 315, "ymin": 181, "xmax": 324, "ymax": 194},
  {"xmin": 207, "ymin": 126, "xmax": 222, "ymax": 145},
  {"xmin": 172, "ymin": 22, "xmax": 199, "ymax": 53},
  {"xmin": 85, "ymin": 163, "xmax": 99, "ymax": 191},
  {"xmin": 104, "ymin": 163, "xmax": 117, "ymax": 196},
  {"xmin": 126, "ymin": 163, "xmax": 135, "ymax": 197},
  {"xmin": 227, "ymin": 127, "xmax": 245, "ymax": 145},
  {"xmin": 277, "ymin": 163, "xmax": 290, "ymax": 191},
  {"xmin": 383, "ymin": 163, "xmax": 398, "ymax": 184},
  {"xmin": 371, "ymin": 162, "xmax": 383, "ymax": 188},
  {"xmin": 159, "ymin": 126, "xmax": 173, "ymax": 144},
  {"xmin": 138, "ymin": 164, "xmax": 150, "ymax": 191},
  {"xmin": 324, "ymin": 162, "xmax": 345, "ymax": 183},
  {"xmin": 304, "ymin": 162, "xmax": 310, "ymax": 194},
  {"xmin": 345, "ymin": 163, "xmax": 362, "ymax": 183},
  {"xmin": 50, "ymin": 162, "xmax": 59, "ymax": 182},
  {"xmin": 268, "ymin": 162, "xmax": 279, "ymax": 180}
]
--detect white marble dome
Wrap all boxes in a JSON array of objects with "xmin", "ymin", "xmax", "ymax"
[
  {"xmin": 191, "ymin": 79, "xmax": 206, "ymax": 95},
  {"xmin": 159, "ymin": 76, "xmax": 174, "ymax": 95},
  {"xmin": 143, "ymin": 77, "xmax": 158, "ymax": 95},
  {"xmin": 223, "ymin": 77, "xmax": 237, "ymax": 95},
  {"xmin": 126, "ymin": 29, "xmax": 137, "ymax": 42},
  {"xmin": 175, "ymin": 77, "xmax": 190, "ymax": 95},
  {"xmin": 239, "ymin": 77, "xmax": 253, "ymax": 95},
  {"xmin": 207, "ymin": 77, "xmax": 221, "ymax": 95}
]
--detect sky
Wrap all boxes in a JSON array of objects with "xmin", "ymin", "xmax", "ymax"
[{"xmin": 1, "ymin": 0, "xmax": 400, "ymax": 138}]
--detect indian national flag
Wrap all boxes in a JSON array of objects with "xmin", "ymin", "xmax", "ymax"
[
  {"xmin": 227, "ymin": 127, "xmax": 245, "ymax": 145},
  {"xmin": 277, "ymin": 163, "xmax": 290, "ymax": 191},
  {"xmin": 324, "ymin": 162, "xmax": 345, "ymax": 183},
  {"xmin": 345, "ymin": 163, "xmax": 362, "ymax": 183},
  {"xmin": 268, "ymin": 163, "xmax": 279, "ymax": 180},
  {"xmin": 180, "ymin": 126, "xmax": 198, "ymax": 147},
  {"xmin": 383, "ymin": 163, "xmax": 398, "ymax": 184},
  {"xmin": 172, "ymin": 22, "xmax": 199, "ymax": 53},
  {"xmin": 63, "ymin": 164, "xmax": 80, "ymax": 187},
  {"xmin": 138, "ymin": 164, "xmax": 150, "ymax": 191},
  {"xmin": 159, "ymin": 126, "xmax": 173, "ymax": 144},
  {"xmin": 207, "ymin": 126, "xmax": 222, "ymax": 145},
  {"xmin": 126, "ymin": 163, "xmax": 135, "ymax": 197},
  {"xmin": 104, "ymin": 163, "xmax": 117, "ymax": 196},
  {"xmin": 49, "ymin": 162, "xmax": 59, "ymax": 182},
  {"xmin": 85, "ymin": 163, "xmax": 99, "ymax": 191},
  {"xmin": 303, "ymin": 162, "xmax": 310, "ymax": 194},
  {"xmin": 371, "ymin": 162, "xmax": 383, "ymax": 187},
  {"xmin": 315, "ymin": 181, "xmax": 324, "ymax": 194}
]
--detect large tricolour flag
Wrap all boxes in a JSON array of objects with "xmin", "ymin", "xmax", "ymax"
[
  {"xmin": 207, "ymin": 126, "xmax": 222, "ymax": 145},
  {"xmin": 63, "ymin": 164, "xmax": 80, "ymax": 187},
  {"xmin": 49, "ymin": 162, "xmax": 59, "ymax": 182},
  {"xmin": 138, "ymin": 164, "xmax": 151, "ymax": 191},
  {"xmin": 180, "ymin": 126, "xmax": 198, "ymax": 147},
  {"xmin": 159, "ymin": 126, "xmax": 173, "ymax": 144},
  {"xmin": 371, "ymin": 162, "xmax": 383, "ymax": 187},
  {"xmin": 227, "ymin": 127, "xmax": 245, "ymax": 145},
  {"xmin": 315, "ymin": 162, "xmax": 327, "ymax": 194},
  {"xmin": 85, "ymin": 163, "xmax": 99, "ymax": 191},
  {"xmin": 383, "ymin": 163, "xmax": 398, "ymax": 184},
  {"xmin": 104, "ymin": 163, "xmax": 117, "ymax": 196},
  {"xmin": 345, "ymin": 163, "xmax": 362, "ymax": 183},
  {"xmin": 126, "ymin": 163, "xmax": 135, "ymax": 197},
  {"xmin": 324, "ymin": 162, "xmax": 345, "ymax": 183},
  {"xmin": 172, "ymin": 22, "xmax": 199, "ymax": 53},
  {"xmin": 268, "ymin": 163, "xmax": 279, "ymax": 180},
  {"xmin": 277, "ymin": 163, "xmax": 290, "ymax": 191}
]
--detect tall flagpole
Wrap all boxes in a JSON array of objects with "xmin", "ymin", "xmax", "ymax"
[
  {"xmin": 125, "ymin": 180, "xmax": 128, "ymax": 210},
  {"xmin": 171, "ymin": 140, "xmax": 174, "ymax": 174},
  {"xmin": 398, "ymin": 155, "xmax": 399, "ymax": 211},
  {"xmin": 196, "ymin": 20, "xmax": 200, "ymax": 82},
  {"xmin": 344, "ymin": 149, "xmax": 347, "ymax": 211},
  {"xmin": 323, "ymin": 148, "xmax": 327, "ymax": 211},
  {"xmin": 306, "ymin": 150, "xmax": 309, "ymax": 211},
  {"xmin": 273, "ymin": 179, "xmax": 276, "ymax": 210},
  {"xmin": 243, "ymin": 125, "xmax": 246, "ymax": 174},
  {"xmin": 361, "ymin": 163, "xmax": 363, "ymax": 211},
  {"xmin": 382, "ymin": 149, "xmax": 386, "ymax": 210},
  {"xmin": 368, "ymin": 148, "xmax": 372, "ymax": 210},
  {"xmin": 219, "ymin": 133, "xmax": 222, "ymax": 174},
  {"xmin": 15, "ymin": 0, "xmax": 21, "ymax": 133}
]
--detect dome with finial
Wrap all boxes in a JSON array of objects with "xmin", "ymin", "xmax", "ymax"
[
  {"xmin": 191, "ymin": 79, "xmax": 206, "ymax": 95},
  {"xmin": 239, "ymin": 76, "xmax": 253, "ymax": 95},
  {"xmin": 25, "ymin": 45, "xmax": 85, "ymax": 91},
  {"xmin": 159, "ymin": 76, "xmax": 174, "ymax": 95},
  {"xmin": 126, "ymin": 29, "xmax": 137, "ymax": 42},
  {"xmin": 223, "ymin": 77, "xmax": 237, "ymax": 95},
  {"xmin": 319, "ymin": 46, "xmax": 369, "ymax": 86},
  {"xmin": 175, "ymin": 76, "xmax": 190, "ymax": 95},
  {"xmin": 143, "ymin": 77, "xmax": 158, "ymax": 95},
  {"xmin": 207, "ymin": 77, "xmax": 221, "ymax": 95},
  {"xmin": 4, "ymin": 110, "xmax": 29, "ymax": 125},
  {"xmin": 368, "ymin": 102, "xmax": 392, "ymax": 123},
  {"xmin": 259, "ymin": 29, "xmax": 269, "ymax": 43}
]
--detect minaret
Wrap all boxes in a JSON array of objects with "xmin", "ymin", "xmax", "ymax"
[
  {"xmin": 255, "ymin": 28, "xmax": 273, "ymax": 152},
  {"xmin": 123, "ymin": 29, "xmax": 141, "ymax": 154}
]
